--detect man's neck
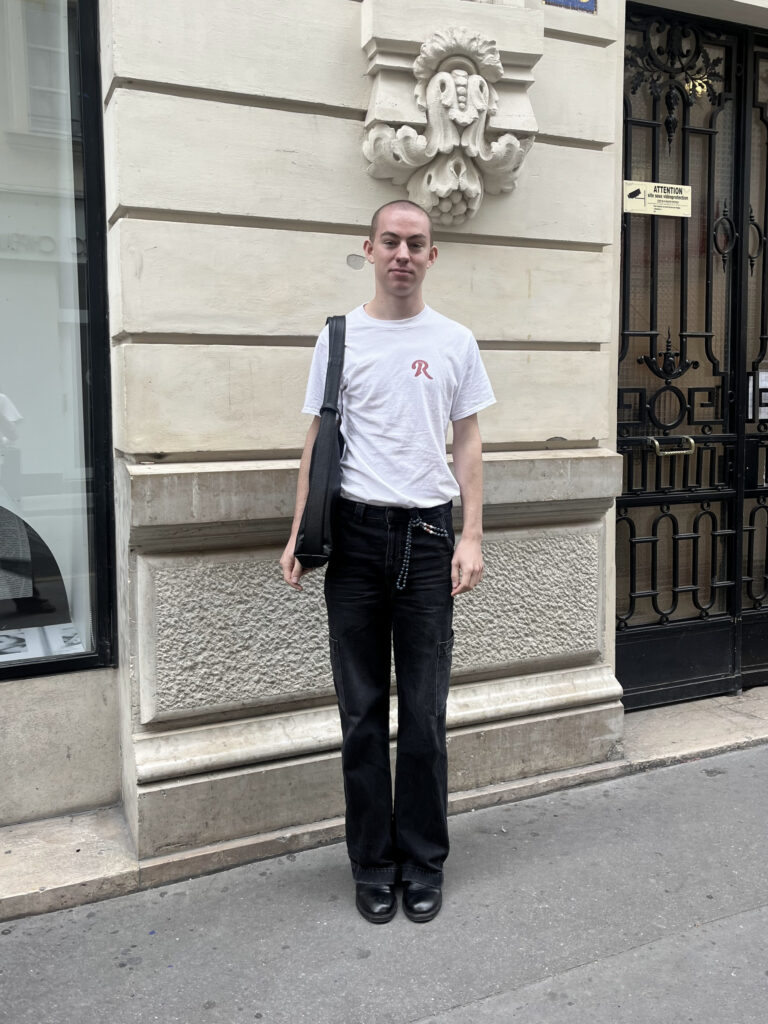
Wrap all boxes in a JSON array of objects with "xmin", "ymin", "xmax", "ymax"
[{"xmin": 364, "ymin": 295, "xmax": 426, "ymax": 321}]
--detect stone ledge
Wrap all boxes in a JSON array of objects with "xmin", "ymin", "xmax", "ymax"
[
  {"xmin": 124, "ymin": 448, "xmax": 622, "ymax": 534},
  {"xmin": 134, "ymin": 663, "xmax": 619, "ymax": 783},
  {"xmin": 0, "ymin": 807, "xmax": 136, "ymax": 923},
  {"xmin": 137, "ymin": 757, "xmax": 628, "ymax": 890},
  {"xmin": 5, "ymin": 687, "xmax": 768, "ymax": 920},
  {"xmin": 0, "ymin": 759, "xmax": 632, "ymax": 922},
  {"xmin": 362, "ymin": 0, "xmax": 544, "ymax": 72},
  {"xmin": 133, "ymin": 698, "xmax": 623, "ymax": 856},
  {"xmin": 622, "ymin": 686, "xmax": 768, "ymax": 769}
]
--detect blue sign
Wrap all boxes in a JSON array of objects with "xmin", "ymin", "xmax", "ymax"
[{"xmin": 544, "ymin": 0, "xmax": 597, "ymax": 12}]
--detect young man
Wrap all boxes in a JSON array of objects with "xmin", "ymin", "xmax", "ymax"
[{"xmin": 280, "ymin": 200, "xmax": 495, "ymax": 924}]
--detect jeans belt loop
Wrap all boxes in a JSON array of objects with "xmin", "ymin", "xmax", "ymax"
[{"xmin": 354, "ymin": 502, "xmax": 366, "ymax": 523}]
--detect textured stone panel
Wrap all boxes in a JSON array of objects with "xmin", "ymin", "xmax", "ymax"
[
  {"xmin": 453, "ymin": 527, "xmax": 602, "ymax": 672},
  {"xmin": 138, "ymin": 525, "xmax": 603, "ymax": 722},
  {"xmin": 138, "ymin": 551, "xmax": 334, "ymax": 722}
]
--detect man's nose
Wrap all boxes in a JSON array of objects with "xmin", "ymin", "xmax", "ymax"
[{"xmin": 395, "ymin": 242, "xmax": 410, "ymax": 260}]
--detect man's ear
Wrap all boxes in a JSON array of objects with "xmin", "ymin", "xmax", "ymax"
[
  {"xmin": 427, "ymin": 244, "xmax": 438, "ymax": 268},
  {"xmin": 363, "ymin": 238, "xmax": 374, "ymax": 262}
]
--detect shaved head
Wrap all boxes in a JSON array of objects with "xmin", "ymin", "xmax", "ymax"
[{"xmin": 369, "ymin": 200, "xmax": 433, "ymax": 245}]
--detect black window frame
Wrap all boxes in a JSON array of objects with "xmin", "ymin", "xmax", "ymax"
[{"xmin": 1, "ymin": 0, "xmax": 116, "ymax": 681}]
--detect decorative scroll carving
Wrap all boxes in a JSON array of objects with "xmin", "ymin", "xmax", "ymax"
[
  {"xmin": 363, "ymin": 26, "xmax": 533, "ymax": 226},
  {"xmin": 625, "ymin": 16, "xmax": 724, "ymax": 152}
]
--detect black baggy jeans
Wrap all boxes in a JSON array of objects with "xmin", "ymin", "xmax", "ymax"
[{"xmin": 324, "ymin": 497, "xmax": 455, "ymax": 886}]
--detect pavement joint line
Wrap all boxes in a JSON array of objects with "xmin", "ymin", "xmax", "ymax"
[
  {"xmin": 403, "ymin": 901, "xmax": 768, "ymax": 1024},
  {"xmin": 405, "ymin": 988, "xmax": 508, "ymax": 1024},
  {"xmin": 624, "ymin": 735, "xmax": 768, "ymax": 773}
]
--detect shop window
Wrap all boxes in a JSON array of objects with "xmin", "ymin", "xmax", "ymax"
[
  {"xmin": 25, "ymin": 0, "xmax": 80, "ymax": 136},
  {"xmin": 0, "ymin": 0, "xmax": 113, "ymax": 674}
]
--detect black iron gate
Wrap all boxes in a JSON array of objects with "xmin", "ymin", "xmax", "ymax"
[{"xmin": 617, "ymin": 5, "xmax": 768, "ymax": 708}]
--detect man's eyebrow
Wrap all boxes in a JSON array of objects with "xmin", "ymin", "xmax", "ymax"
[{"xmin": 380, "ymin": 231, "xmax": 428, "ymax": 241}]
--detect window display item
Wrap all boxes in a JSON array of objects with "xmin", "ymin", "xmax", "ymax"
[
  {"xmin": 0, "ymin": 510, "xmax": 71, "ymax": 630},
  {"xmin": 0, "ymin": 506, "xmax": 32, "ymax": 601}
]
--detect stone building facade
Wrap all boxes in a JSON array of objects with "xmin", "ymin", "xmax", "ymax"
[
  {"xmin": 3, "ymin": 0, "xmax": 768, "ymax": 898},
  {"xmin": 104, "ymin": 0, "xmax": 624, "ymax": 872}
]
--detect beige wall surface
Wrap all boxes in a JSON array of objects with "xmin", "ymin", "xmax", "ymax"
[
  {"xmin": 104, "ymin": 0, "xmax": 622, "ymax": 457},
  {"xmin": 0, "ymin": 669, "xmax": 120, "ymax": 826},
  {"xmin": 109, "ymin": 221, "xmax": 613, "ymax": 342},
  {"xmin": 100, "ymin": 0, "xmax": 627, "ymax": 857}
]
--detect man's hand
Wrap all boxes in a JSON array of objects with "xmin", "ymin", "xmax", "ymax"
[
  {"xmin": 279, "ymin": 539, "xmax": 313, "ymax": 592},
  {"xmin": 450, "ymin": 414, "xmax": 484, "ymax": 596},
  {"xmin": 450, "ymin": 536, "xmax": 484, "ymax": 596}
]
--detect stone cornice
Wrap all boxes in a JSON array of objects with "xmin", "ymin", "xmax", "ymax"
[
  {"xmin": 121, "ymin": 448, "xmax": 622, "ymax": 539},
  {"xmin": 133, "ymin": 663, "xmax": 620, "ymax": 783}
]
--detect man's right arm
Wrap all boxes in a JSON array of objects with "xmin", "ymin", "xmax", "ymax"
[{"xmin": 279, "ymin": 415, "xmax": 321, "ymax": 591}]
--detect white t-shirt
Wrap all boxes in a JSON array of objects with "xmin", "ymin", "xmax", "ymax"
[{"xmin": 302, "ymin": 304, "xmax": 495, "ymax": 507}]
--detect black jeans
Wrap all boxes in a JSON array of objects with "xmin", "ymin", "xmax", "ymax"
[{"xmin": 324, "ymin": 497, "xmax": 455, "ymax": 886}]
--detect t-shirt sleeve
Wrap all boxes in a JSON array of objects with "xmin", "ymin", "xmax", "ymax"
[
  {"xmin": 450, "ymin": 334, "xmax": 496, "ymax": 421},
  {"xmin": 301, "ymin": 326, "xmax": 330, "ymax": 416}
]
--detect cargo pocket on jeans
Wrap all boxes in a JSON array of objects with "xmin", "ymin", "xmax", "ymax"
[
  {"xmin": 329, "ymin": 635, "xmax": 346, "ymax": 714},
  {"xmin": 435, "ymin": 633, "xmax": 454, "ymax": 716}
]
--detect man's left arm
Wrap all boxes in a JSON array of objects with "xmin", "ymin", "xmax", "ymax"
[{"xmin": 450, "ymin": 413, "xmax": 484, "ymax": 596}]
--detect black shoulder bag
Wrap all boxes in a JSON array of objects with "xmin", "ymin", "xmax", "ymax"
[{"xmin": 294, "ymin": 315, "xmax": 346, "ymax": 569}]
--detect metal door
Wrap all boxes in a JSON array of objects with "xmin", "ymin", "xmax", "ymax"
[{"xmin": 618, "ymin": 6, "xmax": 768, "ymax": 708}]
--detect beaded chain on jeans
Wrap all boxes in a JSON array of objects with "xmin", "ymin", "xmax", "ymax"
[{"xmin": 396, "ymin": 514, "xmax": 451, "ymax": 591}]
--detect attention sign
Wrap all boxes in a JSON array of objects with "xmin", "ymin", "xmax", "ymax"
[{"xmin": 623, "ymin": 180, "xmax": 692, "ymax": 217}]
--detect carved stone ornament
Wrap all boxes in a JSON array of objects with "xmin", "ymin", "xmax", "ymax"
[{"xmin": 363, "ymin": 26, "xmax": 534, "ymax": 226}]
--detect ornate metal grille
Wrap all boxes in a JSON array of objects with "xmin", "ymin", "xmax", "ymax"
[
  {"xmin": 618, "ymin": 10, "xmax": 737, "ymax": 633},
  {"xmin": 617, "ymin": 500, "xmax": 734, "ymax": 629},
  {"xmin": 619, "ymin": 9, "xmax": 768, "ymax": 705},
  {"xmin": 741, "ymin": 47, "xmax": 768, "ymax": 613}
]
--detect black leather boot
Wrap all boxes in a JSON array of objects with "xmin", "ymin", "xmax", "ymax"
[
  {"xmin": 355, "ymin": 883, "xmax": 397, "ymax": 924},
  {"xmin": 402, "ymin": 881, "xmax": 442, "ymax": 923}
]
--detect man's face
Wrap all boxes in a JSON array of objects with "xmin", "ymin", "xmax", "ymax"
[{"xmin": 363, "ymin": 206, "xmax": 438, "ymax": 301}]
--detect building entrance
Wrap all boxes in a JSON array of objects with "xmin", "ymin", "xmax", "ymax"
[{"xmin": 617, "ymin": 4, "xmax": 768, "ymax": 708}]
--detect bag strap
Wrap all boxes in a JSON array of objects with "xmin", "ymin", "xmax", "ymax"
[{"xmin": 320, "ymin": 315, "xmax": 346, "ymax": 415}]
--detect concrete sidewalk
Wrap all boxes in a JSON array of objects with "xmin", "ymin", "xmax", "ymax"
[
  {"xmin": 1, "ymin": 746, "xmax": 766, "ymax": 1022},
  {"xmin": 2, "ymin": 686, "xmax": 768, "ymax": 924},
  {"xmin": 2, "ymin": 705, "xmax": 768, "ymax": 1022}
]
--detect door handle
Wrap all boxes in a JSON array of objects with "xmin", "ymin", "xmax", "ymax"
[{"xmin": 645, "ymin": 436, "xmax": 696, "ymax": 457}]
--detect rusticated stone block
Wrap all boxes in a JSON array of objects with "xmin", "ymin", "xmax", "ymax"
[
  {"xmin": 454, "ymin": 527, "xmax": 602, "ymax": 672},
  {"xmin": 137, "ymin": 525, "xmax": 602, "ymax": 722},
  {"xmin": 138, "ymin": 551, "xmax": 334, "ymax": 722}
]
